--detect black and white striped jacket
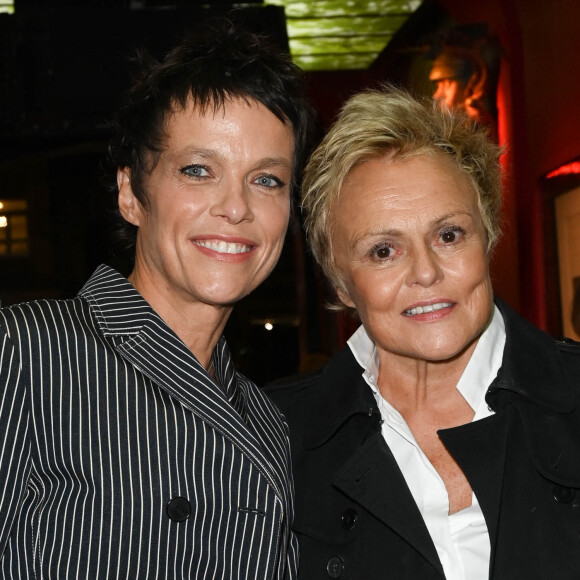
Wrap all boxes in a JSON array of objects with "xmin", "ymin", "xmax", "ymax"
[{"xmin": 0, "ymin": 264, "xmax": 298, "ymax": 579}]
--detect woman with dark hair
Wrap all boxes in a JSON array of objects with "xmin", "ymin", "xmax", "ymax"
[{"xmin": 0, "ymin": 18, "xmax": 314, "ymax": 579}]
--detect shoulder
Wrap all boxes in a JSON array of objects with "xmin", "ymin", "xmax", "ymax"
[
  {"xmin": 265, "ymin": 367, "xmax": 324, "ymax": 395},
  {"xmin": 238, "ymin": 371, "xmax": 285, "ymax": 418},
  {"xmin": 263, "ymin": 368, "xmax": 326, "ymax": 425},
  {"xmin": 264, "ymin": 347, "xmax": 363, "ymax": 417},
  {"xmin": 1, "ymin": 299, "xmax": 60, "ymax": 326},
  {"xmin": 554, "ymin": 335, "xmax": 580, "ymax": 350},
  {"xmin": 1, "ymin": 296, "xmax": 84, "ymax": 317},
  {"xmin": 264, "ymin": 368, "xmax": 324, "ymax": 402},
  {"xmin": 0, "ymin": 297, "xmax": 92, "ymax": 344},
  {"xmin": 553, "ymin": 336, "xmax": 580, "ymax": 376}
]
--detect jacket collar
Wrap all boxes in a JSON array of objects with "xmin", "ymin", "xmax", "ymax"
[
  {"xmin": 306, "ymin": 296, "xmax": 579, "ymax": 483},
  {"xmin": 302, "ymin": 333, "xmax": 443, "ymax": 574},
  {"xmin": 305, "ymin": 295, "xmax": 576, "ymax": 447},
  {"xmin": 304, "ymin": 345, "xmax": 378, "ymax": 449},
  {"xmin": 79, "ymin": 264, "xmax": 289, "ymax": 498},
  {"xmin": 489, "ymin": 297, "xmax": 574, "ymax": 413},
  {"xmin": 490, "ymin": 298, "xmax": 580, "ymax": 485},
  {"xmin": 79, "ymin": 264, "xmax": 156, "ymax": 336}
]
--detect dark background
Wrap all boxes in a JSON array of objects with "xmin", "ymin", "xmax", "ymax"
[
  {"xmin": 0, "ymin": 0, "xmax": 331, "ymax": 384},
  {"xmin": 3, "ymin": 0, "xmax": 580, "ymax": 382}
]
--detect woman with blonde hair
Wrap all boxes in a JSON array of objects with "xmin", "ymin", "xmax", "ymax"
[{"xmin": 267, "ymin": 85, "xmax": 580, "ymax": 579}]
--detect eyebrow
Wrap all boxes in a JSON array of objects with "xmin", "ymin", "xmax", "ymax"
[
  {"xmin": 171, "ymin": 148, "xmax": 292, "ymax": 170},
  {"xmin": 432, "ymin": 211, "xmax": 474, "ymax": 227},
  {"xmin": 350, "ymin": 211, "xmax": 475, "ymax": 248},
  {"xmin": 250, "ymin": 157, "xmax": 292, "ymax": 171}
]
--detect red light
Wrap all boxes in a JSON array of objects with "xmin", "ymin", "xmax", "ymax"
[{"xmin": 546, "ymin": 161, "xmax": 580, "ymax": 178}]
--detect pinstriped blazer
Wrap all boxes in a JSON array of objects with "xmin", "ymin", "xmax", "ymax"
[{"xmin": 0, "ymin": 264, "xmax": 298, "ymax": 579}]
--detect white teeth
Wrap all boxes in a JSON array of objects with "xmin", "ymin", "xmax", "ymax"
[
  {"xmin": 194, "ymin": 240, "xmax": 252, "ymax": 254},
  {"xmin": 404, "ymin": 302, "xmax": 453, "ymax": 316}
]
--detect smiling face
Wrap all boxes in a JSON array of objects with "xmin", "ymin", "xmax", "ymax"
[
  {"xmin": 331, "ymin": 153, "xmax": 494, "ymax": 364},
  {"xmin": 118, "ymin": 97, "xmax": 294, "ymax": 316}
]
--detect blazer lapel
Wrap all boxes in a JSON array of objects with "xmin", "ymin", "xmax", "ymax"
[
  {"xmin": 79, "ymin": 265, "xmax": 286, "ymax": 497},
  {"xmin": 438, "ymin": 412, "xmax": 509, "ymax": 573},
  {"xmin": 334, "ymin": 431, "xmax": 445, "ymax": 576},
  {"xmin": 305, "ymin": 347, "xmax": 444, "ymax": 576}
]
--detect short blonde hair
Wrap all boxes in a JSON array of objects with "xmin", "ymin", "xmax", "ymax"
[{"xmin": 301, "ymin": 84, "xmax": 503, "ymax": 302}]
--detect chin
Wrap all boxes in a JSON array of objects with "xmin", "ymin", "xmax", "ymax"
[
  {"xmin": 434, "ymin": 339, "xmax": 480, "ymax": 362},
  {"xmin": 207, "ymin": 295, "xmax": 245, "ymax": 307},
  {"xmin": 409, "ymin": 337, "xmax": 471, "ymax": 363}
]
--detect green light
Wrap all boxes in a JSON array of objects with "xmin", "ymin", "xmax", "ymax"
[{"xmin": 265, "ymin": 0, "xmax": 421, "ymax": 70}]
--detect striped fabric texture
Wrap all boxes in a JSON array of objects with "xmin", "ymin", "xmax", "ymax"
[{"xmin": 0, "ymin": 265, "xmax": 298, "ymax": 579}]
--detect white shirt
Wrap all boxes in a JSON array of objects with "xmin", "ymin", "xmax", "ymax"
[{"xmin": 347, "ymin": 305, "xmax": 506, "ymax": 580}]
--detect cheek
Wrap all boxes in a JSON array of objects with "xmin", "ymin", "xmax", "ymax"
[
  {"xmin": 346, "ymin": 269, "xmax": 399, "ymax": 312},
  {"xmin": 460, "ymin": 256, "xmax": 493, "ymax": 311},
  {"xmin": 447, "ymin": 244, "xmax": 488, "ymax": 279},
  {"xmin": 466, "ymin": 253, "xmax": 491, "ymax": 287},
  {"xmin": 264, "ymin": 202, "xmax": 290, "ymax": 243}
]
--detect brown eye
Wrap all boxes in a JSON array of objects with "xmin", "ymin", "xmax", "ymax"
[
  {"xmin": 372, "ymin": 244, "xmax": 393, "ymax": 259},
  {"xmin": 441, "ymin": 231, "xmax": 457, "ymax": 244}
]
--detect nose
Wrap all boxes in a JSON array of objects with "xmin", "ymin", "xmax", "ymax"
[
  {"xmin": 209, "ymin": 182, "xmax": 254, "ymax": 224},
  {"xmin": 406, "ymin": 244, "xmax": 442, "ymax": 288}
]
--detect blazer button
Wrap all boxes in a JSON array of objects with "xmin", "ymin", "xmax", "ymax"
[
  {"xmin": 340, "ymin": 508, "xmax": 358, "ymax": 530},
  {"xmin": 326, "ymin": 556, "xmax": 344, "ymax": 578},
  {"xmin": 167, "ymin": 496, "xmax": 192, "ymax": 522},
  {"xmin": 553, "ymin": 484, "xmax": 575, "ymax": 503}
]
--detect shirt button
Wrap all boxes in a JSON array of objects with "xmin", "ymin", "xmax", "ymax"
[
  {"xmin": 553, "ymin": 484, "xmax": 575, "ymax": 503},
  {"xmin": 167, "ymin": 496, "xmax": 192, "ymax": 522},
  {"xmin": 340, "ymin": 508, "xmax": 358, "ymax": 530},
  {"xmin": 326, "ymin": 556, "xmax": 344, "ymax": 578}
]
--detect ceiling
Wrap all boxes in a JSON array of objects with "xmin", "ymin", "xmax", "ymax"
[
  {"xmin": 265, "ymin": 0, "xmax": 422, "ymax": 71},
  {"xmin": 0, "ymin": 1, "xmax": 423, "ymax": 71}
]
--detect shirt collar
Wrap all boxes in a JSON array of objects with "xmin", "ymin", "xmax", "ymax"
[
  {"xmin": 347, "ymin": 305, "xmax": 506, "ymax": 414},
  {"xmin": 457, "ymin": 305, "xmax": 505, "ymax": 415},
  {"xmin": 347, "ymin": 323, "xmax": 379, "ymax": 388}
]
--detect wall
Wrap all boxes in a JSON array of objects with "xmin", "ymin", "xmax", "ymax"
[{"xmin": 437, "ymin": 0, "xmax": 580, "ymax": 330}]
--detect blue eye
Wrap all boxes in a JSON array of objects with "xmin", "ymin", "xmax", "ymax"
[
  {"xmin": 181, "ymin": 165, "xmax": 209, "ymax": 178},
  {"xmin": 254, "ymin": 174, "xmax": 284, "ymax": 188}
]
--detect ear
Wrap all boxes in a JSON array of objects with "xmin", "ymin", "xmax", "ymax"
[
  {"xmin": 117, "ymin": 168, "xmax": 143, "ymax": 227},
  {"xmin": 336, "ymin": 286, "xmax": 356, "ymax": 310}
]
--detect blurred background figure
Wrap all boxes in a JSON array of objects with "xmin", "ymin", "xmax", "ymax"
[{"xmin": 428, "ymin": 25, "xmax": 500, "ymax": 141}]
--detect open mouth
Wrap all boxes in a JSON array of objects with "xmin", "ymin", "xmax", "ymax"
[
  {"xmin": 403, "ymin": 302, "xmax": 454, "ymax": 317},
  {"xmin": 193, "ymin": 240, "xmax": 253, "ymax": 255}
]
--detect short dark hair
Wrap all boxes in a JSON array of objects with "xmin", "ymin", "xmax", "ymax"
[{"xmin": 107, "ymin": 16, "xmax": 315, "ymax": 258}]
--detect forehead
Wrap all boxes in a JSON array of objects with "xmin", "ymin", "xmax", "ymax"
[
  {"xmin": 332, "ymin": 153, "xmax": 480, "ymax": 229},
  {"xmin": 162, "ymin": 96, "xmax": 294, "ymax": 149}
]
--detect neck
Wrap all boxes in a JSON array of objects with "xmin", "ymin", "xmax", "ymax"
[
  {"xmin": 376, "ymin": 340, "xmax": 478, "ymax": 417},
  {"xmin": 128, "ymin": 271, "xmax": 232, "ymax": 370}
]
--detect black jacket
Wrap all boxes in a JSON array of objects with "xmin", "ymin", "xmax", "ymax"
[{"xmin": 266, "ymin": 299, "xmax": 580, "ymax": 579}]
